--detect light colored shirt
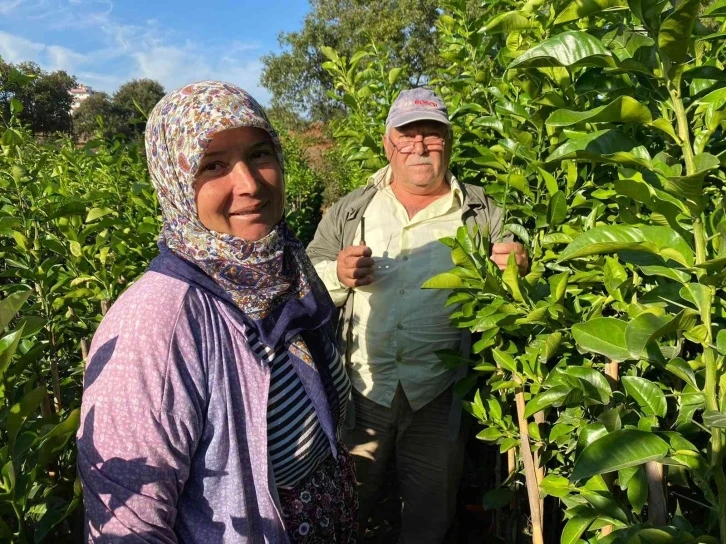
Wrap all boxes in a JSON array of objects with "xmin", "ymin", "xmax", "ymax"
[{"xmin": 314, "ymin": 170, "xmax": 466, "ymax": 411}]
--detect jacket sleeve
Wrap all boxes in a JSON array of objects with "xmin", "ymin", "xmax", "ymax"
[
  {"xmin": 307, "ymin": 198, "xmax": 352, "ymax": 307},
  {"xmin": 77, "ymin": 294, "xmax": 205, "ymax": 543}
]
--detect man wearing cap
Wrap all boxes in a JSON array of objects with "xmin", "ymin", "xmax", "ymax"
[{"xmin": 307, "ymin": 88, "xmax": 528, "ymax": 543}]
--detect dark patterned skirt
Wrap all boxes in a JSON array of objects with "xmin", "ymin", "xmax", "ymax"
[{"xmin": 278, "ymin": 444, "xmax": 358, "ymax": 543}]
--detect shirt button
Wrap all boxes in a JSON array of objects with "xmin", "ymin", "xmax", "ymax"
[
  {"xmin": 397, "ymin": 323, "xmax": 404, "ymax": 330},
  {"xmin": 396, "ymin": 355, "xmax": 403, "ymax": 362},
  {"xmin": 399, "ymin": 289, "xmax": 405, "ymax": 295},
  {"xmin": 402, "ymin": 256, "xmax": 409, "ymax": 261}
]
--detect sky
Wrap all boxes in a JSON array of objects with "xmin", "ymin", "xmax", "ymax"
[{"xmin": 0, "ymin": 0, "xmax": 312, "ymax": 104}]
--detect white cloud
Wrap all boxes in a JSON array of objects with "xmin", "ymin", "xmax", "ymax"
[
  {"xmin": 46, "ymin": 44, "xmax": 88, "ymax": 71},
  {"xmin": 0, "ymin": 30, "xmax": 45, "ymax": 63},
  {"xmin": 0, "ymin": 1, "xmax": 270, "ymax": 103}
]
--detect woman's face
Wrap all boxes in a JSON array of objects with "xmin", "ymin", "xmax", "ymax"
[{"xmin": 194, "ymin": 127, "xmax": 284, "ymax": 241}]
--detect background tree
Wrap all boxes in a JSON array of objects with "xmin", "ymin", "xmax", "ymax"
[
  {"xmin": 0, "ymin": 60, "xmax": 75, "ymax": 135},
  {"xmin": 72, "ymin": 91, "xmax": 115, "ymax": 138},
  {"xmin": 111, "ymin": 78, "xmax": 165, "ymax": 137},
  {"xmin": 261, "ymin": 0, "xmax": 446, "ymax": 121}
]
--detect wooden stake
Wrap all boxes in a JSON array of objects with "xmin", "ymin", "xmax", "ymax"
[
  {"xmin": 646, "ymin": 461, "xmax": 667, "ymax": 526},
  {"xmin": 514, "ymin": 384, "xmax": 544, "ymax": 544},
  {"xmin": 601, "ymin": 360, "xmax": 620, "ymax": 537},
  {"xmin": 533, "ymin": 411, "xmax": 545, "ymax": 516}
]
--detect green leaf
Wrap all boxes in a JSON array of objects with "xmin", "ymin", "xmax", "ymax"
[
  {"xmin": 703, "ymin": 410, "xmax": 726, "ymax": 428},
  {"xmin": 628, "ymin": 0, "xmax": 668, "ymax": 31},
  {"xmin": 561, "ymin": 512, "xmax": 596, "ymax": 544},
  {"xmin": 555, "ymin": 0, "xmax": 627, "ymax": 24},
  {"xmin": 665, "ymin": 357, "xmax": 698, "ymax": 389},
  {"xmin": 69, "ymin": 240, "xmax": 83, "ymax": 258},
  {"xmin": 541, "ymin": 331, "xmax": 563, "ymax": 364},
  {"xmin": 477, "ymin": 426, "xmax": 504, "ymax": 441},
  {"xmin": 524, "ymin": 385, "xmax": 572, "ymax": 417},
  {"xmin": 7, "ymin": 386, "xmax": 46, "ymax": 447},
  {"xmin": 572, "ymin": 317, "xmax": 631, "ymax": 362},
  {"xmin": 508, "ymin": 31, "xmax": 614, "ymax": 70},
  {"xmin": 502, "ymin": 253, "xmax": 524, "ymax": 302},
  {"xmin": 421, "ymin": 272, "xmax": 465, "ymax": 289},
  {"xmin": 580, "ymin": 489, "xmax": 629, "ymax": 522},
  {"xmin": 561, "ymin": 224, "xmax": 693, "ymax": 266},
  {"xmin": 0, "ymin": 290, "xmax": 31, "ymax": 331},
  {"xmin": 625, "ymin": 312, "xmax": 671, "ymax": 359},
  {"xmin": 679, "ymin": 283, "xmax": 712, "ymax": 325},
  {"xmin": 571, "ymin": 429, "xmax": 670, "ymax": 481},
  {"xmin": 319, "ymin": 46, "xmax": 339, "ymax": 62},
  {"xmin": 493, "ymin": 348, "xmax": 518, "ymax": 373},
  {"xmin": 482, "ymin": 11, "xmax": 534, "ymax": 33},
  {"xmin": 546, "ymin": 129, "xmax": 650, "ymax": 166},
  {"xmin": 622, "ymin": 376, "xmax": 667, "ymax": 417},
  {"xmin": 546, "ymin": 96, "xmax": 652, "ymax": 126},
  {"xmin": 0, "ymin": 326, "xmax": 25, "ymax": 381},
  {"xmin": 565, "ymin": 366, "xmax": 613, "ymax": 403},
  {"xmin": 684, "ymin": 324, "xmax": 709, "ymax": 344},
  {"xmin": 717, "ymin": 329, "xmax": 726, "ymax": 355},
  {"xmin": 658, "ymin": 0, "xmax": 701, "ymax": 65},
  {"xmin": 603, "ymin": 256, "xmax": 628, "ymax": 300},
  {"xmin": 85, "ymin": 207, "xmax": 115, "ymax": 223},
  {"xmin": 547, "ymin": 191, "xmax": 568, "ymax": 226},
  {"xmin": 388, "ymin": 67, "xmax": 404, "ymax": 85},
  {"xmin": 561, "ymin": 225, "xmax": 651, "ymax": 261},
  {"xmin": 540, "ymin": 473, "xmax": 571, "ymax": 498}
]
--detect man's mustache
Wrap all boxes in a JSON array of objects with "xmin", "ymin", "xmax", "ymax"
[{"xmin": 406, "ymin": 157, "xmax": 434, "ymax": 166}]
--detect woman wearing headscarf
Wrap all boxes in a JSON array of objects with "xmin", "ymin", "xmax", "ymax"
[{"xmin": 76, "ymin": 81, "xmax": 356, "ymax": 543}]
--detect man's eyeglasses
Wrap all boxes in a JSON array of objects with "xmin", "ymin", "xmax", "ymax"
[{"xmin": 387, "ymin": 134, "xmax": 446, "ymax": 155}]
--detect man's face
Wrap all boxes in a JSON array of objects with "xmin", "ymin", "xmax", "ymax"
[{"xmin": 383, "ymin": 120, "xmax": 451, "ymax": 194}]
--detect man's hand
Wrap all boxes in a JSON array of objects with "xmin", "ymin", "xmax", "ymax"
[
  {"xmin": 337, "ymin": 244, "xmax": 375, "ymax": 288},
  {"xmin": 491, "ymin": 242, "xmax": 529, "ymax": 276}
]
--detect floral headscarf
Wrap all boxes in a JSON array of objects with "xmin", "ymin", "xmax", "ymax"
[{"xmin": 145, "ymin": 81, "xmax": 333, "ymax": 352}]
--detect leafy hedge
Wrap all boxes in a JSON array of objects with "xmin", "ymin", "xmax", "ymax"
[{"xmin": 323, "ymin": 0, "xmax": 726, "ymax": 541}]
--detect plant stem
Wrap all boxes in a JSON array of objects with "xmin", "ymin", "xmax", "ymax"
[
  {"xmin": 668, "ymin": 85, "xmax": 696, "ymax": 176},
  {"xmin": 601, "ymin": 360, "xmax": 620, "ymax": 536},
  {"xmin": 514, "ymin": 381, "xmax": 544, "ymax": 544},
  {"xmin": 705, "ymin": 348, "xmax": 726, "ymax": 544}
]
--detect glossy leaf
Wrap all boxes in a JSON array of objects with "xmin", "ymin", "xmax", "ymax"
[
  {"xmin": 540, "ymin": 473, "xmax": 571, "ymax": 498},
  {"xmin": 703, "ymin": 410, "xmax": 726, "ymax": 428},
  {"xmin": 571, "ymin": 429, "xmax": 670, "ymax": 480},
  {"xmin": 572, "ymin": 317, "xmax": 630, "ymax": 361},
  {"xmin": 546, "ymin": 96, "xmax": 652, "ymax": 126},
  {"xmin": 561, "ymin": 512, "xmax": 596, "ymax": 544},
  {"xmin": 7, "ymin": 386, "xmax": 47, "ymax": 447},
  {"xmin": 622, "ymin": 376, "xmax": 667, "ymax": 417},
  {"xmin": 659, "ymin": 0, "xmax": 701, "ymax": 64},
  {"xmin": 0, "ymin": 290, "xmax": 31, "ymax": 331},
  {"xmin": 555, "ymin": 0, "xmax": 627, "ymax": 24},
  {"xmin": 482, "ymin": 11, "xmax": 533, "ymax": 34},
  {"xmin": 421, "ymin": 272, "xmax": 465, "ymax": 289},
  {"xmin": 547, "ymin": 190, "xmax": 568, "ymax": 226},
  {"xmin": 680, "ymin": 283, "xmax": 712, "ymax": 325},
  {"xmin": 508, "ymin": 31, "xmax": 614, "ymax": 70},
  {"xmin": 626, "ymin": 465, "xmax": 648, "ymax": 512},
  {"xmin": 546, "ymin": 129, "xmax": 650, "ymax": 165},
  {"xmin": 524, "ymin": 385, "xmax": 574, "ymax": 417}
]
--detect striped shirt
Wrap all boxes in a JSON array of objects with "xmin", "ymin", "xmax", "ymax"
[{"xmin": 245, "ymin": 324, "xmax": 351, "ymax": 489}]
